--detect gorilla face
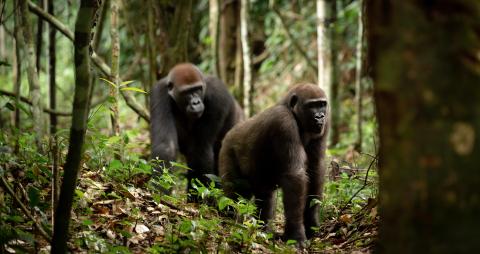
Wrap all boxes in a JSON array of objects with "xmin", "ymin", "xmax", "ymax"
[
  {"xmin": 290, "ymin": 94, "xmax": 328, "ymax": 135},
  {"xmin": 168, "ymin": 81, "xmax": 206, "ymax": 120}
]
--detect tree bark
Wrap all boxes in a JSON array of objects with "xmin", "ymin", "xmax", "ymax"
[
  {"xmin": 159, "ymin": 0, "xmax": 193, "ymax": 78},
  {"xmin": 328, "ymin": 0, "xmax": 341, "ymax": 147},
  {"xmin": 36, "ymin": 0, "xmax": 46, "ymax": 72},
  {"xmin": 368, "ymin": 1, "xmax": 480, "ymax": 252},
  {"xmin": 219, "ymin": 0, "xmax": 240, "ymax": 86},
  {"xmin": 354, "ymin": 0, "xmax": 364, "ymax": 152},
  {"xmin": 47, "ymin": 0, "xmax": 60, "ymax": 215},
  {"xmin": 13, "ymin": 2, "xmax": 22, "ymax": 154},
  {"xmin": 316, "ymin": 0, "xmax": 328, "ymax": 92},
  {"xmin": 17, "ymin": 0, "xmax": 43, "ymax": 151},
  {"xmin": 209, "ymin": 0, "xmax": 220, "ymax": 77},
  {"xmin": 240, "ymin": 0, "xmax": 252, "ymax": 117},
  {"xmin": 109, "ymin": 0, "xmax": 120, "ymax": 137},
  {"xmin": 146, "ymin": 0, "xmax": 157, "ymax": 95},
  {"xmin": 92, "ymin": 0, "xmax": 109, "ymax": 52},
  {"xmin": 51, "ymin": 1, "xmax": 99, "ymax": 252}
]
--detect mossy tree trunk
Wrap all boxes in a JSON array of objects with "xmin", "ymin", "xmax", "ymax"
[
  {"xmin": 52, "ymin": 1, "xmax": 100, "ymax": 252},
  {"xmin": 368, "ymin": 1, "xmax": 480, "ymax": 253}
]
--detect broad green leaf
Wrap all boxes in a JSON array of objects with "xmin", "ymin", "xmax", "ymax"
[
  {"xmin": 120, "ymin": 87, "xmax": 147, "ymax": 94},
  {"xmin": 100, "ymin": 77, "xmax": 117, "ymax": 88},
  {"xmin": 218, "ymin": 196, "xmax": 233, "ymax": 211}
]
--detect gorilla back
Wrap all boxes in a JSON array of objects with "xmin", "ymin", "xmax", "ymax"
[{"xmin": 150, "ymin": 63, "xmax": 244, "ymax": 198}]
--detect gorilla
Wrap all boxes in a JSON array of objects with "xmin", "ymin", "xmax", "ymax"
[
  {"xmin": 219, "ymin": 83, "xmax": 328, "ymax": 244},
  {"xmin": 150, "ymin": 63, "xmax": 244, "ymax": 199}
]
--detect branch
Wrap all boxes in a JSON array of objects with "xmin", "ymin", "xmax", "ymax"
[
  {"xmin": 0, "ymin": 89, "xmax": 108, "ymax": 116},
  {"xmin": 272, "ymin": 6, "xmax": 318, "ymax": 74},
  {"xmin": 28, "ymin": 1, "xmax": 73, "ymax": 40},
  {"xmin": 340, "ymin": 155, "xmax": 377, "ymax": 213},
  {"xmin": 0, "ymin": 176, "xmax": 52, "ymax": 242},
  {"xmin": 27, "ymin": 1, "xmax": 150, "ymax": 122},
  {"xmin": 1, "ymin": 89, "xmax": 69, "ymax": 116}
]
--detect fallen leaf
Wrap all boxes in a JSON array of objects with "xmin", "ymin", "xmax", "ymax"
[{"xmin": 135, "ymin": 224, "xmax": 150, "ymax": 234}]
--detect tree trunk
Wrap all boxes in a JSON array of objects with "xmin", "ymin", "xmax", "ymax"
[
  {"xmin": 219, "ymin": 0, "xmax": 240, "ymax": 87},
  {"xmin": 146, "ymin": 0, "xmax": 157, "ymax": 100},
  {"xmin": 159, "ymin": 0, "xmax": 193, "ymax": 78},
  {"xmin": 92, "ymin": 0, "xmax": 109, "ymax": 52},
  {"xmin": 354, "ymin": 0, "xmax": 364, "ymax": 152},
  {"xmin": 368, "ymin": 1, "xmax": 480, "ymax": 253},
  {"xmin": 47, "ymin": 0, "xmax": 60, "ymax": 217},
  {"xmin": 316, "ymin": 0, "xmax": 328, "ymax": 92},
  {"xmin": 328, "ymin": 0, "xmax": 340, "ymax": 147},
  {"xmin": 13, "ymin": 4, "xmax": 22, "ymax": 154},
  {"xmin": 36, "ymin": 0, "xmax": 46, "ymax": 73},
  {"xmin": 0, "ymin": 22, "xmax": 6, "ymax": 75},
  {"xmin": 17, "ymin": 0, "xmax": 43, "ymax": 151},
  {"xmin": 52, "ymin": 1, "xmax": 99, "ymax": 252},
  {"xmin": 109, "ymin": 0, "xmax": 120, "ymax": 137},
  {"xmin": 209, "ymin": 0, "xmax": 220, "ymax": 77},
  {"xmin": 317, "ymin": 0, "xmax": 336, "ymax": 146},
  {"xmin": 240, "ymin": 0, "xmax": 252, "ymax": 117}
]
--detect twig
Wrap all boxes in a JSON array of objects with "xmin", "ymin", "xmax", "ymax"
[
  {"xmin": 27, "ymin": 0, "xmax": 150, "ymax": 122},
  {"xmin": 340, "ymin": 156, "xmax": 377, "ymax": 213},
  {"xmin": 0, "ymin": 89, "xmax": 108, "ymax": 116},
  {"xmin": 272, "ymin": 6, "xmax": 318, "ymax": 75},
  {"xmin": 0, "ymin": 176, "xmax": 52, "ymax": 242},
  {"xmin": 339, "ymin": 233, "xmax": 376, "ymax": 248}
]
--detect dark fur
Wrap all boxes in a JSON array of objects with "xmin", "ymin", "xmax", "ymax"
[
  {"xmin": 150, "ymin": 63, "xmax": 244, "ymax": 197},
  {"xmin": 219, "ymin": 83, "xmax": 328, "ymax": 244}
]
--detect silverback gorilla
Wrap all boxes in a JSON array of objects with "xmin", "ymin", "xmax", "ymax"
[
  {"xmin": 150, "ymin": 63, "xmax": 244, "ymax": 199},
  {"xmin": 219, "ymin": 83, "xmax": 328, "ymax": 245}
]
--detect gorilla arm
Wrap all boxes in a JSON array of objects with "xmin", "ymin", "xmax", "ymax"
[{"xmin": 150, "ymin": 79, "xmax": 178, "ymax": 164}]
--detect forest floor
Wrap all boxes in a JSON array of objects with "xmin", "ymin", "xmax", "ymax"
[{"xmin": 0, "ymin": 132, "xmax": 378, "ymax": 253}]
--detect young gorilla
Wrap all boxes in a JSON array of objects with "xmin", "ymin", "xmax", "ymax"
[
  {"xmin": 150, "ymin": 63, "xmax": 244, "ymax": 199},
  {"xmin": 219, "ymin": 83, "xmax": 328, "ymax": 244}
]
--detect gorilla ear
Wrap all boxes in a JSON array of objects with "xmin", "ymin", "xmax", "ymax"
[
  {"xmin": 289, "ymin": 94, "xmax": 298, "ymax": 108},
  {"xmin": 167, "ymin": 81, "xmax": 174, "ymax": 91}
]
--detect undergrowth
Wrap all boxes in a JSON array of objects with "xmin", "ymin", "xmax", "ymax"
[{"xmin": 0, "ymin": 130, "xmax": 378, "ymax": 253}]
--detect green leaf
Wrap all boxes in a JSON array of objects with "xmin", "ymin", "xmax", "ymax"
[
  {"xmin": 120, "ymin": 87, "xmax": 147, "ymax": 94},
  {"xmin": 109, "ymin": 159, "xmax": 123, "ymax": 170},
  {"xmin": 218, "ymin": 196, "xmax": 232, "ymax": 211},
  {"xmin": 170, "ymin": 161, "xmax": 191, "ymax": 170},
  {"xmin": 27, "ymin": 186, "xmax": 40, "ymax": 208},
  {"xmin": 100, "ymin": 77, "xmax": 117, "ymax": 88},
  {"xmin": 179, "ymin": 220, "xmax": 194, "ymax": 234},
  {"xmin": 286, "ymin": 239, "xmax": 297, "ymax": 245},
  {"xmin": 82, "ymin": 219, "xmax": 94, "ymax": 226},
  {"xmin": 120, "ymin": 80, "xmax": 136, "ymax": 87}
]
